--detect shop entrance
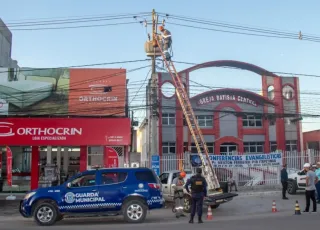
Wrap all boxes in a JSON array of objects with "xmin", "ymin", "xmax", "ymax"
[{"xmin": 0, "ymin": 145, "xmax": 125, "ymax": 192}]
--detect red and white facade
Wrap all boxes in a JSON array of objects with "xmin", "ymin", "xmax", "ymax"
[
  {"xmin": 0, "ymin": 117, "xmax": 131, "ymax": 190},
  {"xmin": 144, "ymin": 60, "xmax": 302, "ymax": 166}
]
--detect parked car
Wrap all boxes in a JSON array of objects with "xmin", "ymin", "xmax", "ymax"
[
  {"xmin": 287, "ymin": 168, "xmax": 307, "ymax": 194},
  {"xmin": 159, "ymin": 170, "xmax": 237, "ymax": 213},
  {"xmin": 19, "ymin": 167, "xmax": 163, "ymax": 226}
]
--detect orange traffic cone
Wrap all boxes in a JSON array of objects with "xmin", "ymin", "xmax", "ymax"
[
  {"xmin": 272, "ymin": 200, "xmax": 277, "ymax": 212},
  {"xmin": 207, "ymin": 205, "xmax": 213, "ymax": 220}
]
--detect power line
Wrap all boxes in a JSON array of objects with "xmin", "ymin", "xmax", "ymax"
[
  {"xmin": 10, "ymin": 21, "xmax": 144, "ymax": 31},
  {"xmin": 171, "ymin": 60, "xmax": 320, "ymax": 78},
  {"xmin": 159, "ymin": 13, "xmax": 320, "ymax": 43},
  {"xmin": 4, "ymin": 13, "xmax": 151, "ymax": 27},
  {"xmin": 4, "ymin": 12, "xmax": 151, "ymax": 24},
  {"xmin": 0, "ymin": 59, "xmax": 151, "ymax": 73}
]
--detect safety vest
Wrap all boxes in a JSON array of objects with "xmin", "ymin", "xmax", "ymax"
[{"xmin": 190, "ymin": 176, "xmax": 205, "ymax": 193}]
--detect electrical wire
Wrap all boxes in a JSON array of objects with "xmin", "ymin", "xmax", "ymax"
[{"xmin": 158, "ymin": 13, "xmax": 320, "ymax": 43}]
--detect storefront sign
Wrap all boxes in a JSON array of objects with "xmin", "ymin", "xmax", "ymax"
[
  {"xmin": 6, "ymin": 146, "xmax": 12, "ymax": 186},
  {"xmin": 197, "ymin": 94, "xmax": 258, "ymax": 107},
  {"xmin": 0, "ymin": 118, "xmax": 131, "ymax": 145},
  {"xmin": 104, "ymin": 147, "xmax": 119, "ymax": 168},
  {"xmin": 190, "ymin": 153, "xmax": 282, "ymax": 168}
]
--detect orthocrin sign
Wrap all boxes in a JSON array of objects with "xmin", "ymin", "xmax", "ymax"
[{"xmin": 0, "ymin": 118, "xmax": 131, "ymax": 146}]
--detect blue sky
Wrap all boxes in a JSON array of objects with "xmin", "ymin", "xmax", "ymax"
[{"xmin": 1, "ymin": 0, "xmax": 320, "ymax": 131}]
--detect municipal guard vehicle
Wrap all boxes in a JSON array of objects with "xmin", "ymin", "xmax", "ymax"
[{"xmin": 19, "ymin": 167, "xmax": 163, "ymax": 226}]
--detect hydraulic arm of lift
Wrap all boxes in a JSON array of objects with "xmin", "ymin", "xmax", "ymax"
[{"xmin": 155, "ymin": 38, "xmax": 221, "ymax": 193}]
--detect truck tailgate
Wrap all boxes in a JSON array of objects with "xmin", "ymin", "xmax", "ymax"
[{"xmin": 204, "ymin": 193, "xmax": 238, "ymax": 205}]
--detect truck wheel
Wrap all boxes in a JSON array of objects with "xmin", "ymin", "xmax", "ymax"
[
  {"xmin": 183, "ymin": 195, "xmax": 191, "ymax": 213},
  {"xmin": 123, "ymin": 200, "xmax": 147, "ymax": 223},
  {"xmin": 33, "ymin": 201, "xmax": 58, "ymax": 226},
  {"xmin": 211, "ymin": 204, "xmax": 220, "ymax": 209},
  {"xmin": 287, "ymin": 181, "xmax": 297, "ymax": 195}
]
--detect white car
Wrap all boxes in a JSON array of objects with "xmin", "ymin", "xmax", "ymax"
[{"xmin": 287, "ymin": 168, "xmax": 306, "ymax": 194}]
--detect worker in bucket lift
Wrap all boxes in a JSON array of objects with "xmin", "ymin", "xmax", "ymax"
[
  {"xmin": 172, "ymin": 171, "xmax": 186, "ymax": 218},
  {"xmin": 185, "ymin": 168, "xmax": 207, "ymax": 224},
  {"xmin": 159, "ymin": 26, "xmax": 172, "ymax": 61}
]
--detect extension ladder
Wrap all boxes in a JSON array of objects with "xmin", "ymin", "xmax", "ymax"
[{"xmin": 155, "ymin": 38, "xmax": 220, "ymax": 192}]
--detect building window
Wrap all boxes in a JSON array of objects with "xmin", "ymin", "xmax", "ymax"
[
  {"xmin": 243, "ymin": 115, "xmax": 262, "ymax": 127},
  {"xmin": 162, "ymin": 142, "xmax": 176, "ymax": 154},
  {"xmin": 162, "ymin": 113, "xmax": 175, "ymax": 125},
  {"xmin": 196, "ymin": 115, "xmax": 213, "ymax": 127},
  {"xmin": 282, "ymin": 85, "xmax": 294, "ymax": 100},
  {"xmin": 269, "ymin": 117, "xmax": 276, "ymax": 126},
  {"xmin": 191, "ymin": 142, "xmax": 214, "ymax": 154},
  {"xmin": 286, "ymin": 140, "xmax": 297, "ymax": 152},
  {"xmin": 270, "ymin": 141, "xmax": 277, "ymax": 152},
  {"xmin": 244, "ymin": 142, "xmax": 264, "ymax": 153}
]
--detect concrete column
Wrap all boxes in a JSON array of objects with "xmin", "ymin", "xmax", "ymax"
[
  {"xmin": 46, "ymin": 146, "xmax": 52, "ymax": 165},
  {"xmin": 56, "ymin": 147, "xmax": 61, "ymax": 184},
  {"xmin": 63, "ymin": 147, "xmax": 69, "ymax": 174}
]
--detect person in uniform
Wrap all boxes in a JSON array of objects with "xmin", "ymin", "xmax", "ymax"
[
  {"xmin": 184, "ymin": 168, "xmax": 207, "ymax": 224},
  {"xmin": 172, "ymin": 171, "xmax": 186, "ymax": 218},
  {"xmin": 159, "ymin": 26, "xmax": 172, "ymax": 61}
]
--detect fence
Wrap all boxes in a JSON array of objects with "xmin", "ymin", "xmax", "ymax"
[{"xmin": 140, "ymin": 150, "xmax": 320, "ymax": 187}]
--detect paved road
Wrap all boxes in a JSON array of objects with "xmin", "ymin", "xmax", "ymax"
[
  {"xmin": 0, "ymin": 193, "xmax": 316, "ymax": 229},
  {"xmin": 0, "ymin": 211, "xmax": 318, "ymax": 230}
]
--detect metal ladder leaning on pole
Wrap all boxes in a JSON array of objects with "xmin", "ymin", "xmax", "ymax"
[{"xmin": 155, "ymin": 38, "xmax": 221, "ymax": 194}]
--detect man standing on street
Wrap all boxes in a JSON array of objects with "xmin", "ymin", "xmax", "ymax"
[
  {"xmin": 172, "ymin": 171, "xmax": 186, "ymax": 218},
  {"xmin": 303, "ymin": 163, "xmax": 318, "ymax": 213},
  {"xmin": 281, "ymin": 164, "xmax": 289, "ymax": 200},
  {"xmin": 185, "ymin": 168, "xmax": 207, "ymax": 224},
  {"xmin": 314, "ymin": 162, "xmax": 320, "ymax": 203}
]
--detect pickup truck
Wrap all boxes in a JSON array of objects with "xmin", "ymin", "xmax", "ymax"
[{"xmin": 159, "ymin": 170, "xmax": 238, "ymax": 213}]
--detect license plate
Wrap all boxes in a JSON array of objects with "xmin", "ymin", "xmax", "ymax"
[{"xmin": 216, "ymin": 199, "xmax": 224, "ymax": 203}]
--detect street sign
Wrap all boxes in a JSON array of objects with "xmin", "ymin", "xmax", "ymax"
[{"xmin": 151, "ymin": 155, "xmax": 160, "ymax": 176}]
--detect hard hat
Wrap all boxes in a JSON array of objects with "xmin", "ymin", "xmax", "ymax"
[
  {"xmin": 159, "ymin": 26, "xmax": 164, "ymax": 31},
  {"xmin": 303, "ymin": 163, "xmax": 311, "ymax": 168},
  {"xmin": 180, "ymin": 171, "xmax": 186, "ymax": 178}
]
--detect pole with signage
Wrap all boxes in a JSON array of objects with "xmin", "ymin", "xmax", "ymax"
[
  {"xmin": 151, "ymin": 155, "xmax": 160, "ymax": 176},
  {"xmin": 6, "ymin": 146, "xmax": 15, "ymax": 200}
]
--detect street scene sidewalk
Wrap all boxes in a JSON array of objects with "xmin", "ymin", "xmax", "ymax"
[{"xmin": 0, "ymin": 192, "xmax": 312, "ymax": 225}]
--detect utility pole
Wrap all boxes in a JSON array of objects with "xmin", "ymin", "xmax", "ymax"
[{"xmin": 148, "ymin": 9, "xmax": 159, "ymax": 166}]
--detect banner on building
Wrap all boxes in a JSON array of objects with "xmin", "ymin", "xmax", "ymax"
[
  {"xmin": 6, "ymin": 146, "xmax": 12, "ymax": 186},
  {"xmin": 0, "ymin": 68, "xmax": 126, "ymax": 116},
  {"xmin": 190, "ymin": 153, "xmax": 283, "ymax": 168},
  {"xmin": 104, "ymin": 147, "xmax": 119, "ymax": 168}
]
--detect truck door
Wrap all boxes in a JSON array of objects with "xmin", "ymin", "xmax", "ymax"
[
  {"xmin": 62, "ymin": 171, "xmax": 101, "ymax": 213},
  {"xmin": 159, "ymin": 173, "xmax": 170, "ymax": 201}
]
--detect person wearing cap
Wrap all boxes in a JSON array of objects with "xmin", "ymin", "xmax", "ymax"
[
  {"xmin": 280, "ymin": 164, "xmax": 289, "ymax": 199},
  {"xmin": 315, "ymin": 162, "xmax": 320, "ymax": 203},
  {"xmin": 303, "ymin": 163, "xmax": 318, "ymax": 213},
  {"xmin": 158, "ymin": 26, "xmax": 172, "ymax": 61},
  {"xmin": 172, "ymin": 171, "xmax": 186, "ymax": 218},
  {"xmin": 184, "ymin": 168, "xmax": 207, "ymax": 224}
]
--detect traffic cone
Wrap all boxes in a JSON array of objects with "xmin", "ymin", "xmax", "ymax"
[
  {"xmin": 207, "ymin": 205, "xmax": 213, "ymax": 220},
  {"xmin": 294, "ymin": 200, "xmax": 301, "ymax": 215},
  {"xmin": 272, "ymin": 200, "xmax": 277, "ymax": 212}
]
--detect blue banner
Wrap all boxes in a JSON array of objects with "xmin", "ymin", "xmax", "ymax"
[
  {"xmin": 190, "ymin": 153, "xmax": 282, "ymax": 168},
  {"xmin": 151, "ymin": 155, "xmax": 160, "ymax": 176}
]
